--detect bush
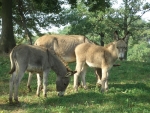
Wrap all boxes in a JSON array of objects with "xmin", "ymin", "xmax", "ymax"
[{"xmin": 128, "ymin": 41, "xmax": 150, "ymax": 62}]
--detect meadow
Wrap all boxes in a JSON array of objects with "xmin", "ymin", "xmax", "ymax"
[{"xmin": 0, "ymin": 55, "xmax": 150, "ymax": 113}]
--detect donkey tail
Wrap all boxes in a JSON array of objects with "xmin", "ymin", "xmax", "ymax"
[{"xmin": 9, "ymin": 48, "xmax": 16, "ymax": 74}]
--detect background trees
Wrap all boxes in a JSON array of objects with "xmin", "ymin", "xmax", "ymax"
[
  {"xmin": 0, "ymin": 0, "xmax": 150, "ymax": 62},
  {"xmin": 0, "ymin": 0, "xmax": 110, "ymax": 53},
  {"xmin": 58, "ymin": 0, "xmax": 150, "ymax": 61}
]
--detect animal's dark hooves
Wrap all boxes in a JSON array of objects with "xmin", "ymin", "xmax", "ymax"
[
  {"xmin": 40, "ymin": 86, "xmax": 43, "ymax": 91},
  {"xmin": 27, "ymin": 86, "xmax": 32, "ymax": 92},
  {"xmin": 14, "ymin": 102, "xmax": 20, "ymax": 105},
  {"xmin": 83, "ymin": 86, "xmax": 88, "ymax": 90},
  {"xmin": 96, "ymin": 83, "xmax": 101, "ymax": 87},
  {"xmin": 28, "ymin": 89, "xmax": 32, "ymax": 93},
  {"xmin": 9, "ymin": 100, "xmax": 20, "ymax": 106},
  {"xmin": 14, "ymin": 99, "xmax": 20, "ymax": 104},
  {"xmin": 101, "ymin": 89, "xmax": 105, "ymax": 93},
  {"xmin": 74, "ymin": 89, "xmax": 78, "ymax": 92},
  {"xmin": 44, "ymin": 94, "xmax": 47, "ymax": 97},
  {"xmin": 9, "ymin": 98, "xmax": 13, "ymax": 104},
  {"xmin": 9, "ymin": 101, "xmax": 13, "ymax": 106}
]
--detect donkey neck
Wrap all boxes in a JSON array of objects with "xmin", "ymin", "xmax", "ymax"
[
  {"xmin": 51, "ymin": 56, "xmax": 67, "ymax": 78},
  {"xmin": 105, "ymin": 41, "xmax": 118, "ymax": 61}
]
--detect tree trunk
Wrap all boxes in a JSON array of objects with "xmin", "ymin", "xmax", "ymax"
[
  {"xmin": 99, "ymin": 32, "xmax": 104, "ymax": 46},
  {"xmin": 1, "ymin": 0, "xmax": 16, "ymax": 53}
]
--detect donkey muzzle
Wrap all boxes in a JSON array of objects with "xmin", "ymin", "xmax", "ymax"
[
  {"xmin": 57, "ymin": 91, "xmax": 65, "ymax": 97},
  {"xmin": 119, "ymin": 57, "xmax": 124, "ymax": 60}
]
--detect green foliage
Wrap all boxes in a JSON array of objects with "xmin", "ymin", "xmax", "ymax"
[
  {"xmin": 128, "ymin": 41, "xmax": 150, "ymax": 62},
  {"xmin": 57, "ymin": 1, "xmax": 114, "ymax": 43},
  {"xmin": 57, "ymin": 0, "xmax": 150, "ymax": 61},
  {"xmin": 0, "ymin": 56, "xmax": 150, "ymax": 112},
  {"xmin": 31, "ymin": 0, "xmax": 62, "ymax": 13},
  {"xmin": 0, "ymin": 0, "xmax": 111, "ymax": 39},
  {"xmin": 15, "ymin": 35, "xmax": 40, "ymax": 45}
]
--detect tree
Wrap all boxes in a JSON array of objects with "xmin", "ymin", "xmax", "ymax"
[
  {"xmin": 106, "ymin": 0, "xmax": 150, "ymax": 59},
  {"xmin": 0, "ymin": 0, "xmax": 16, "ymax": 53},
  {"xmin": 58, "ymin": 0, "xmax": 150, "ymax": 60},
  {"xmin": 57, "ymin": 1, "xmax": 112, "ymax": 44},
  {"xmin": 0, "ymin": 0, "xmax": 110, "ymax": 53}
]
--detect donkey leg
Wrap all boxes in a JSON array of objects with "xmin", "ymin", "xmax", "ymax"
[
  {"xmin": 36, "ymin": 73, "xmax": 42, "ymax": 97},
  {"xmin": 95, "ymin": 68, "xmax": 102, "ymax": 85},
  {"xmin": 14, "ymin": 71, "xmax": 25, "ymax": 103},
  {"xmin": 27, "ymin": 72, "xmax": 33, "ymax": 92},
  {"xmin": 101, "ymin": 69, "xmax": 108, "ymax": 93},
  {"xmin": 74, "ymin": 72, "xmax": 80, "ymax": 92},
  {"xmin": 80, "ymin": 65, "xmax": 87, "ymax": 89},
  {"xmin": 42, "ymin": 70, "xmax": 49, "ymax": 97},
  {"xmin": 9, "ymin": 71, "xmax": 16, "ymax": 103},
  {"xmin": 74, "ymin": 62, "xmax": 84, "ymax": 92},
  {"xmin": 104, "ymin": 71, "xmax": 109, "ymax": 91}
]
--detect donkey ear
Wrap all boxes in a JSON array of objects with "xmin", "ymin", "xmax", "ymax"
[
  {"xmin": 123, "ymin": 31, "xmax": 130, "ymax": 42},
  {"xmin": 65, "ymin": 71, "xmax": 77, "ymax": 77},
  {"xmin": 114, "ymin": 31, "xmax": 120, "ymax": 40}
]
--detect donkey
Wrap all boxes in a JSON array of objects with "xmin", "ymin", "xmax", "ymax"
[
  {"xmin": 27, "ymin": 34, "xmax": 91, "ymax": 92},
  {"xmin": 9, "ymin": 44, "xmax": 76, "ymax": 103},
  {"xmin": 34, "ymin": 34, "xmax": 90, "ymax": 62},
  {"xmin": 73, "ymin": 31, "xmax": 129, "ymax": 92}
]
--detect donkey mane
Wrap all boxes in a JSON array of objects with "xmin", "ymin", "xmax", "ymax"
[{"xmin": 104, "ymin": 42, "xmax": 114, "ymax": 48}]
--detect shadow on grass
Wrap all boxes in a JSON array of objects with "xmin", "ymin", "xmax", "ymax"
[{"xmin": 1, "ymin": 82, "xmax": 150, "ymax": 112}]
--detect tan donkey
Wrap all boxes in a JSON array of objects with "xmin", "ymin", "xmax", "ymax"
[{"xmin": 74, "ymin": 31, "xmax": 129, "ymax": 92}]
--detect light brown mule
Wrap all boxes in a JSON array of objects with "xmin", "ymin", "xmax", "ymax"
[{"xmin": 74, "ymin": 31, "xmax": 129, "ymax": 92}]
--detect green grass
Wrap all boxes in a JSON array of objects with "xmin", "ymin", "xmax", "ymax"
[{"xmin": 0, "ymin": 55, "xmax": 150, "ymax": 113}]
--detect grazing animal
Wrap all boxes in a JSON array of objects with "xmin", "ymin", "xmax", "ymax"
[
  {"xmin": 73, "ymin": 31, "xmax": 129, "ymax": 92},
  {"xmin": 9, "ymin": 44, "xmax": 76, "ymax": 103},
  {"xmin": 27, "ymin": 34, "xmax": 91, "ymax": 91}
]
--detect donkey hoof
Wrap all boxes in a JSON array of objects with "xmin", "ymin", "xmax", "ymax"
[
  {"xmin": 44, "ymin": 94, "xmax": 47, "ymax": 97},
  {"xmin": 105, "ymin": 88, "xmax": 109, "ymax": 92},
  {"xmin": 40, "ymin": 86, "xmax": 43, "ymax": 91},
  {"xmin": 27, "ymin": 86, "xmax": 32, "ymax": 92},
  {"xmin": 74, "ymin": 88, "xmax": 78, "ymax": 92},
  {"xmin": 36, "ymin": 93, "xmax": 40, "ymax": 97},
  {"xmin": 73, "ymin": 86, "xmax": 78, "ymax": 92},
  {"xmin": 83, "ymin": 86, "xmax": 88, "ymax": 90},
  {"xmin": 14, "ymin": 99, "xmax": 20, "ymax": 104},
  {"xmin": 96, "ymin": 83, "xmax": 101, "ymax": 87},
  {"xmin": 28, "ymin": 89, "xmax": 32, "ymax": 93},
  {"xmin": 101, "ymin": 89, "xmax": 105, "ymax": 93},
  {"xmin": 9, "ymin": 98, "xmax": 13, "ymax": 104}
]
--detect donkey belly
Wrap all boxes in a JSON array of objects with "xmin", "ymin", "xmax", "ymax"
[
  {"xmin": 26, "ymin": 64, "xmax": 43, "ymax": 73},
  {"xmin": 86, "ymin": 61, "xmax": 101, "ymax": 68},
  {"xmin": 63, "ymin": 56, "xmax": 76, "ymax": 63}
]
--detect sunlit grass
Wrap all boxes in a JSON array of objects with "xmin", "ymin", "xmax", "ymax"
[{"xmin": 0, "ymin": 56, "xmax": 150, "ymax": 113}]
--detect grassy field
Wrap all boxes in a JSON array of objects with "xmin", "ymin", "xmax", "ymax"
[{"xmin": 0, "ymin": 55, "xmax": 150, "ymax": 113}]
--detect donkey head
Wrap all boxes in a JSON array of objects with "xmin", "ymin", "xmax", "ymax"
[
  {"xmin": 114, "ymin": 31, "xmax": 129, "ymax": 60},
  {"xmin": 56, "ymin": 69, "xmax": 77, "ymax": 97}
]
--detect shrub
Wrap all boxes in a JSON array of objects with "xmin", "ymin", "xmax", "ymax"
[{"xmin": 128, "ymin": 41, "xmax": 150, "ymax": 62}]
